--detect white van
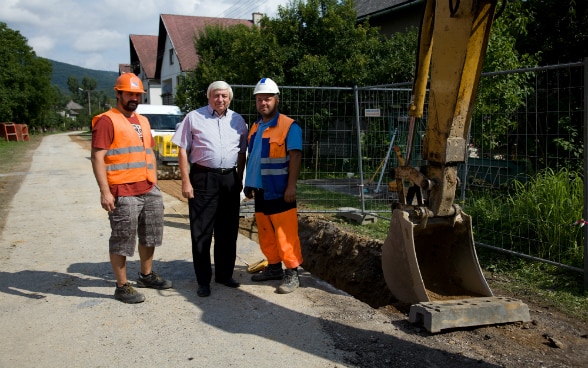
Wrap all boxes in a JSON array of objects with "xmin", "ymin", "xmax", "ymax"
[
  {"xmin": 136, "ymin": 104, "xmax": 183, "ymax": 179},
  {"xmin": 135, "ymin": 104, "xmax": 183, "ymax": 136}
]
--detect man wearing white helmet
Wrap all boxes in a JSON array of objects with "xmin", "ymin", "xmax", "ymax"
[{"xmin": 244, "ymin": 78, "xmax": 303, "ymax": 294}]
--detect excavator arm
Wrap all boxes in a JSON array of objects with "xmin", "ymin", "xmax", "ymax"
[
  {"xmin": 403, "ymin": 0, "xmax": 498, "ymax": 215},
  {"xmin": 381, "ymin": 0, "xmax": 531, "ymax": 332}
]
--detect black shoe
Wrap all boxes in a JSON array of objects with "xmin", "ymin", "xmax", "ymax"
[
  {"xmin": 197, "ymin": 285, "xmax": 211, "ymax": 297},
  {"xmin": 215, "ymin": 278, "xmax": 240, "ymax": 288},
  {"xmin": 251, "ymin": 263, "xmax": 284, "ymax": 282}
]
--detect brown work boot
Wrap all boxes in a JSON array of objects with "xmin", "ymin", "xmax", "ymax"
[
  {"xmin": 251, "ymin": 263, "xmax": 284, "ymax": 282},
  {"xmin": 114, "ymin": 282, "xmax": 145, "ymax": 304},
  {"xmin": 277, "ymin": 268, "xmax": 299, "ymax": 294},
  {"xmin": 136, "ymin": 271, "xmax": 173, "ymax": 289}
]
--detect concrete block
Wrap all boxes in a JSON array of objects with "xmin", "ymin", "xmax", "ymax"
[
  {"xmin": 409, "ymin": 296, "xmax": 531, "ymax": 333},
  {"xmin": 336, "ymin": 207, "xmax": 378, "ymax": 225}
]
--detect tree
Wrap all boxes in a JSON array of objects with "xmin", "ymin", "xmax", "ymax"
[
  {"xmin": 471, "ymin": 2, "xmax": 539, "ymax": 153},
  {"xmin": 81, "ymin": 76, "xmax": 97, "ymax": 92},
  {"xmin": 66, "ymin": 75, "xmax": 100, "ymax": 121},
  {"xmin": 515, "ymin": 0, "xmax": 588, "ymax": 65},
  {"xmin": 471, "ymin": 1, "xmax": 584, "ymax": 172},
  {"xmin": 264, "ymin": 0, "xmax": 415, "ymax": 86},
  {"xmin": 67, "ymin": 76, "xmax": 80, "ymax": 96},
  {"xmin": 0, "ymin": 22, "xmax": 56, "ymax": 129},
  {"xmin": 175, "ymin": 0, "xmax": 417, "ymax": 111}
]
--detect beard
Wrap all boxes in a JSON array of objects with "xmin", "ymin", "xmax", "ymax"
[
  {"xmin": 123, "ymin": 101, "xmax": 138, "ymax": 112},
  {"xmin": 259, "ymin": 105, "xmax": 278, "ymax": 120}
]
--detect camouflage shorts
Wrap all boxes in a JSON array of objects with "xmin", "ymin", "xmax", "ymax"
[{"xmin": 108, "ymin": 185, "xmax": 164, "ymax": 257}]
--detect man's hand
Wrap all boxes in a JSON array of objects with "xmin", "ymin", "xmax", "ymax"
[
  {"xmin": 91, "ymin": 148, "xmax": 116, "ymax": 212},
  {"xmin": 243, "ymin": 187, "xmax": 254, "ymax": 199},
  {"xmin": 182, "ymin": 182, "xmax": 194, "ymax": 199},
  {"xmin": 100, "ymin": 191, "xmax": 116, "ymax": 212},
  {"xmin": 284, "ymin": 185, "xmax": 296, "ymax": 203}
]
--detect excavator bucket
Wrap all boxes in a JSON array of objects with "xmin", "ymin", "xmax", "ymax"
[{"xmin": 381, "ymin": 208, "xmax": 492, "ymax": 304}]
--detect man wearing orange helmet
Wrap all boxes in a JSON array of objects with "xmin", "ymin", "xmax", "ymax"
[{"xmin": 91, "ymin": 73, "xmax": 172, "ymax": 304}]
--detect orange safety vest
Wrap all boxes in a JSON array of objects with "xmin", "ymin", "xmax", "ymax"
[
  {"xmin": 92, "ymin": 108, "xmax": 157, "ymax": 185},
  {"xmin": 247, "ymin": 114, "xmax": 296, "ymax": 200}
]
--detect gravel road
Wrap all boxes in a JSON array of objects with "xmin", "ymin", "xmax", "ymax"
[{"xmin": 0, "ymin": 132, "xmax": 585, "ymax": 368}]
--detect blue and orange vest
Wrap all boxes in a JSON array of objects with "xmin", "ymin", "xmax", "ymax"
[
  {"xmin": 247, "ymin": 114, "xmax": 296, "ymax": 200},
  {"xmin": 92, "ymin": 108, "xmax": 156, "ymax": 185}
]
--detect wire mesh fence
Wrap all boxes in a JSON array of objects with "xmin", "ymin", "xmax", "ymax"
[
  {"xmin": 231, "ymin": 60, "xmax": 586, "ymax": 274},
  {"xmin": 232, "ymin": 84, "xmax": 422, "ymax": 215},
  {"xmin": 463, "ymin": 61, "xmax": 586, "ymax": 273}
]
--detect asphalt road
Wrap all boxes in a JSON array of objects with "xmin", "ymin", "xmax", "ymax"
[{"xmin": 0, "ymin": 133, "xmax": 505, "ymax": 368}]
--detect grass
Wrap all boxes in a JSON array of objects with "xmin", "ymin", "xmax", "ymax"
[
  {"xmin": 477, "ymin": 247, "xmax": 588, "ymax": 321},
  {"xmin": 0, "ymin": 134, "xmax": 45, "ymax": 234},
  {"xmin": 0, "ymin": 135, "xmax": 44, "ymax": 174}
]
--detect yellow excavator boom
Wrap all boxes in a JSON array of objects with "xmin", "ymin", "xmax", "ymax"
[{"xmin": 382, "ymin": 0, "xmax": 531, "ymax": 332}]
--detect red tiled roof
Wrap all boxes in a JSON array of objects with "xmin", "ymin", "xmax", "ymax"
[
  {"xmin": 129, "ymin": 35, "xmax": 158, "ymax": 78},
  {"xmin": 158, "ymin": 14, "xmax": 253, "ymax": 73}
]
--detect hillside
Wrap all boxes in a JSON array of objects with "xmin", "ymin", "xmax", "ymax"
[{"xmin": 50, "ymin": 59, "xmax": 118, "ymax": 98}]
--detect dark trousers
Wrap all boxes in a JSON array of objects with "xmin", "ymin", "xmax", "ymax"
[{"xmin": 188, "ymin": 166, "xmax": 240, "ymax": 286}]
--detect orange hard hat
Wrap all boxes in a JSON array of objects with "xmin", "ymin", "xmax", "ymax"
[{"xmin": 114, "ymin": 73, "xmax": 144, "ymax": 93}]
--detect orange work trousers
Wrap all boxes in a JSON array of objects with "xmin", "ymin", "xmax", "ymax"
[{"xmin": 254, "ymin": 208, "xmax": 303, "ymax": 269}]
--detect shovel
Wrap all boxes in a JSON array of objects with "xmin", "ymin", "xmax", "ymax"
[{"xmin": 236, "ymin": 255, "xmax": 268, "ymax": 274}]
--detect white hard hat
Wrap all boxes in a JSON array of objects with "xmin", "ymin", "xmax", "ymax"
[{"xmin": 253, "ymin": 78, "xmax": 280, "ymax": 95}]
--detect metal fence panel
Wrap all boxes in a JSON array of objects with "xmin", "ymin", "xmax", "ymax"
[
  {"xmin": 231, "ymin": 61, "xmax": 586, "ymax": 275},
  {"xmin": 464, "ymin": 62, "xmax": 585, "ymax": 273}
]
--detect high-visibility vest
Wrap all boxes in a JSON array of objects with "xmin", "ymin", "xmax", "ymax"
[
  {"xmin": 247, "ymin": 113, "xmax": 296, "ymax": 200},
  {"xmin": 92, "ymin": 108, "xmax": 157, "ymax": 185}
]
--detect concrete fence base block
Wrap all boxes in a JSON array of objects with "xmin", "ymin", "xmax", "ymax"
[
  {"xmin": 409, "ymin": 296, "xmax": 531, "ymax": 333},
  {"xmin": 336, "ymin": 207, "xmax": 378, "ymax": 225}
]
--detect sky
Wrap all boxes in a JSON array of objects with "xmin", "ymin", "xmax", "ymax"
[{"xmin": 1, "ymin": 0, "xmax": 291, "ymax": 72}]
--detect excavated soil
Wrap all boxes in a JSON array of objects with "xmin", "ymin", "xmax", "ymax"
[{"xmin": 61, "ymin": 134, "xmax": 588, "ymax": 367}]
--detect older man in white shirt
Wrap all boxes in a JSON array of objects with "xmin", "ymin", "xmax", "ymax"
[{"xmin": 172, "ymin": 81, "xmax": 248, "ymax": 298}]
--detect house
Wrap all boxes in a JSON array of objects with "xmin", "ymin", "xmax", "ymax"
[
  {"xmin": 118, "ymin": 63, "xmax": 132, "ymax": 74},
  {"xmin": 129, "ymin": 35, "xmax": 160, "ymax": 104},
  {"xmin": 128, "ymin": 14, "xmax": 259, "ymax": 106},
  {"xmin": 156, "ymin": 14, "xmax": 258, "ymax": 104},
  {"xmin": 61, "ymin": 100, "xmax": 84, "ymax": 120},
  {"xmin": 355, "ymin": 0, "xmax": 425, "ymax": 35}
]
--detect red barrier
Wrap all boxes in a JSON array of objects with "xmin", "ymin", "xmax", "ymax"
[{"xmin": 0, "ymin": 123, "xmax": 29, "ymax": 141}]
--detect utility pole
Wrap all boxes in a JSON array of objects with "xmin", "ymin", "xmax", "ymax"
[{"xmin": 78, "ymin": 88, "xmax": 91, "ymax": 116}]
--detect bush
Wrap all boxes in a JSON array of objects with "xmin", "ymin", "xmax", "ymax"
[{"xmin": 507, "ymin": 168, "xmax": 584, "ymax": 266}]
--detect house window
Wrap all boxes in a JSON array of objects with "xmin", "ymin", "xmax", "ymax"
[{"xmin": 169, "ymin": 49, "xmax": 174, "ymax": 65}]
